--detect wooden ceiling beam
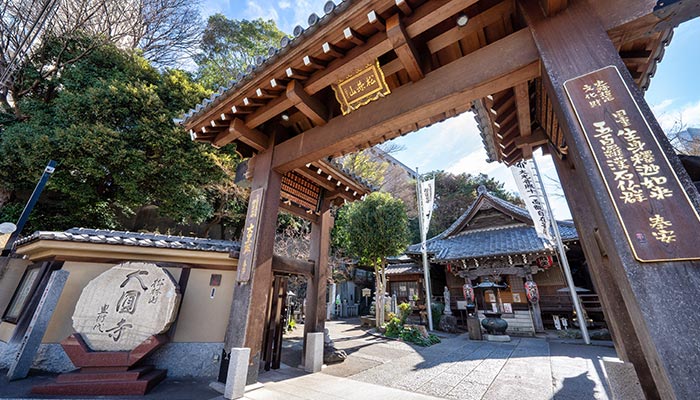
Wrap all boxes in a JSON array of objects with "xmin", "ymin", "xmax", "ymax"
[
  {"xmin": 272, "ymin": 255, "xmax": 315, "ymax": 277},
  {"xmin": 272, "ymin": 28, "xmax": 539, "ymax": 172},
  {"xmin": 322, "ymin": 42, "xmax": 345, "ymax": 58},
  {"xmin": 286, "ymin": 80, "xmax": 328, "ymax": 126},
  {"xmin": 386, "ymin": 14, "xmax": 424, "ymax": 82},
  {"xmin": 513, "ymin": 82, "xmax": 532, "ymax": 138},
  {"xmin": 317, "ymin": 159, "xmax": 367, "ymax": 196},
  {"xmin": 295, "ymin": 167, "xmax": 338, "ymax": 191},
  {"xmin": 494, "ymin": 105, "xmax": 517, "ymax": 126},
  {"xmin": 303, "ymin": 55, "xmax": 327, "ymax": 70},
  {"xmin": 368, "ymin": 10, "xmax": 386, "ymax": 31},
  {"xmin": 405, "ymin": 0, "xmax": 479, "ymax": 38},
  {"xmin": 344, "ymin": 27, "xmax": 366, "ymax": 45},
  {"xmin": 395, "ymin": 0, "xmax": 412, "ymax": 16},
  {"xmin": 185, "ymin": 0, "xmax": 654, "ymax": 136},
  {"xmin": 213, "ymin": 118, "xmax": 268, "ymax": 150},
  {"xmin": 279, "ymin": 200, "xmax": 319, "ymax": 223},
  {"xmin": 427, "ymin": 0, "xmax": 514, "ymax": 54},
  {"xmin": 216, "ymin": 0, "xmax": 477, "ymax": 137},
  {"xmin": 539, "ymin": 0, "xmax": 568, "ymax": 17}
]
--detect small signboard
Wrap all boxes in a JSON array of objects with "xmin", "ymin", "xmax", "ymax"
[
  {"xmin": 236, "ymin": 188, "xmax": 264, "ymax": 283},
  {"xmin": 332, "ymin": 60, "xmax": 390, "ymax": 115},
  {"xmin": 456, "ymin": 300, "xmax": 468, "ymax": 310},
  {"xmin": 564, "ymin": 65, "xmax": 700, "ymax": 262}
]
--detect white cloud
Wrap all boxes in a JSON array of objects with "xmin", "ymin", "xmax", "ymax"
[
  {"xmin": 278, "ymin": 1, "xmax": 291, "ymax": 9},
  {"xmin": 243, "ymin": 1, "xmax": 279, "ymax": 22},
  {"xmin": 652, "ymin": 99, "xmax": 700, "ymax": 133}
]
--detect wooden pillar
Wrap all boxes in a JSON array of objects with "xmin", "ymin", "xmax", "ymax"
[
  {"xmin": 223, "ymin": 139, "xmax": 281, "ymax": 384},
  {"xmin": 522, "ymin": 0, "xmax": 700, "ymax": 397},
  {"xmin": 304, "ymin": 196, "xmax": 334, "ymax": 340},
  {"xmin": 525, "ymin": 273, "xmax": 545, "ymax": 333},
  {"xmin": 551, "ymin": 152, "xmax": 659, "ymax": 398}
]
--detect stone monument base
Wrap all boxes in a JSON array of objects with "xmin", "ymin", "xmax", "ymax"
[
  {"xmin": 485, "ymin": 334, "xmax": 511, "ymax": 342},
  {"xmin": 32, "ymin": 333, "xmax": 168, "ymax": 396}
]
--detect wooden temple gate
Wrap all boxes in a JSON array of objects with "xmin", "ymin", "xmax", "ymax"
[{"xmin": 183, "ymin": 0, "xmax": 700, "ymax": 398}]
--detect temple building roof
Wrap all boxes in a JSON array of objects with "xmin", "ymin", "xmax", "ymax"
[{"xmin": 406, "ymin": 187, "xmax": 576, "ymax": 262}]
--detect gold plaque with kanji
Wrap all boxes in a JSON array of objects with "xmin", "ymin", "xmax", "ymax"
[
  {"xmin": 332, "ymin": 60, "xmax": 390, "ymax": 115},
  {"xmin": 564, "ymin": 65, "xmax": 700, "ymax": 262}
]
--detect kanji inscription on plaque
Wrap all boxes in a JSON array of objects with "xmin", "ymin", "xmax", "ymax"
[{"xmin": 564, "ymin": 65, "xmax": 700, "ymax": 262}]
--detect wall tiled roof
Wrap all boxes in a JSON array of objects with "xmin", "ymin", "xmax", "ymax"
[{"xmin": 15, "ymin": 228, "xmax": 240, "ymax": 253}]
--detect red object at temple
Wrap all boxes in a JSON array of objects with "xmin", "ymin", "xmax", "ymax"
[
  {"xmin": 524, "ymin": 281, "xmax": 539, "ymax": 304},
  {"xmin": 31, "ymin": 333, "xmax": 168, "ymax": 396},
  {"xmin": 462, "ymin": 283, "xmax": 474, "ymax": 303}
]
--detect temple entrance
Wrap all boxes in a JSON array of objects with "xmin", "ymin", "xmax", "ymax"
[
  {"xmin": 183, "ymin": 1, "xmax": 700, "ymax": 397},
  {"xmin": 261, "ymin": 274, "xmax": 288, "ymax": 371}
]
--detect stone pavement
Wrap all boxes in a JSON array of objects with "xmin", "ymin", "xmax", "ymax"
[
  {"xmin": 285, "ymin": 318, "xmax": 617, "ymax": 400},
  {"xmin": 0, "ymin": 318, "xmax": 617, "ymax": 399}
]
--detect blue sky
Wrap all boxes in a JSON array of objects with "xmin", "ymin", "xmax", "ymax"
[{"xmin": 200, "ymin": 1, "xmax": 700, "ymax": 219}]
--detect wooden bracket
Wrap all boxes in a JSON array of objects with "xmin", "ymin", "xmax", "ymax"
[
  {"xmin": 213, "ymin": 118, "xmax": 269, "ymax": 151},
  {"xmin": 386, "ymin": 14, "xmax": 424, "ymax": 82},
  {"xmin": 286, "ymin": 80, "xmax": 328, "ymax": 126}
]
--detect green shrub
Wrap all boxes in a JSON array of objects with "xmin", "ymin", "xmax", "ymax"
[
  {"xmin": 398, "ymin": 327, "xmax": 441, "ymax": 347},
  {"xmin": 431, "ymin": 302, "xmax": 444, "ymax": 328},
  {"xmin": 398, "ymin": 302, "xmax": 412, "ymax": 324},
  {"xmin": 385, "ymin": 317, "xmax": 402, "ymax": 338}
]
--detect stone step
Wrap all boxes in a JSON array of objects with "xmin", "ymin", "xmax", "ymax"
[
  {"xmin": 55, "ymin": 365, "xmax": 154, "ymax": 383},
  {"xmin": 32, "ymin": 369, "xmax": 166, "ymax": 396}
]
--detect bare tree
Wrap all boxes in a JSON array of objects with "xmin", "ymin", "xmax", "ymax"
[{"xmin": 1, "ymin": 0, "xmax": 202, "ymax": 114}]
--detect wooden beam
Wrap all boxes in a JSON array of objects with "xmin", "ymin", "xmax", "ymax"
[
  {"xmin": 272, "ymin": 28, "xmax": 539, "ymax": 172},
  {"xmin": 207, "ymin": 0, "xmax": 478, "ymax": 136},
  {"xmin": 295, "ymin": 167, "xmax": 338, "ymax": 191},
  {"xmin": 514, "ymin": 128, "xmax": 548, "ymax": 148},
  {"xmin": 386, "ymin": 14, "xmax": 424, "ymax": 82},
  {"xmin": 514, "ymin": 82, "xmax": 532, "ymax": 138},
  {"xmin": 272, "ymin": 254, "xmax": 314, "ymax": 276},
  {"xmin": 322, "ymin": 42, "xmax": 345, "ymax": 58},
  {"xmin": 279, "ymin": 200, "xmax": 318, "ymax": 222},
  {"xmin": 395, "ymin": 0, "xmax": 412, "ymax": 15},
  {"xmin": 286, "ymin": 67, "xmax": 310, "ymax": 80},
  {"xmin": 404, "ymin": 0, "xmax": 479, "ymax": 39},
  {"xmin": 368, "ymin": 10, "xmax": 385, "ymax": 31},
  {"xmin": 303, "ymin": 55, "xmax": 326, "ymax": 70},
  {"xmin": 184, "ymin": 0, "xmax": 659, "ymax": 136},
  {"xmin": 539, "ymin": 0, "xmax": 568, "ymax": 17},
  {"xmin": 214, "ymin": 118, "xmax": 268, "ymax": 151},
  {"xmin": 246, "ymin": 96, "xmax": 290, "ymax": 128},
  {"xmin": 344, "ymin": 27, "xmax": 366, "ymax": 45},
  {"xmin": 286, "ymin": 80, "xmax": 328, "ymax": 126}
]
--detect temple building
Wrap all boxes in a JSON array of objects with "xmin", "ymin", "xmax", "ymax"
[{"xmin": 404, "ymin": 186, "xmax": 601, "ymax": 335}]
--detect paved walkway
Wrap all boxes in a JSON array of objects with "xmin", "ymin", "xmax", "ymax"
[
  {"xmin": 277, "ymin": 318, "xmax": 616, "ymax": 400},
  {"xmin": 0, "ymin": 319, "xmax": 617, "ymax": 399}
]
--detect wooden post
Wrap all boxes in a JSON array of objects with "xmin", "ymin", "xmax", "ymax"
[
  {"xmin": 525, "ymin": 273, "xmax": 545, "ymax": 333},
  {"xmin": 303, "ymin": 196, "xmax": 333, "ymax": 345},
  {"xmin": 223, "ymin": 137, "xmax": 281, "ymax": 384},
  {"xmin": 551, "ymin": 152, "xmax": 659, "ymax": 398},
  {"xmin": 523, "ymin": 0, "xmax": 700, "ymax": 397}
]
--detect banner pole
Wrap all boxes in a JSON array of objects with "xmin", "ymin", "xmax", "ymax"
[
  {"xmin": 416, "ymin": 168, "xmax": 434, "ymax": 331},
  {"xmin": 531, "ymin": 157, "xmax": 591, "ymax": 344}
]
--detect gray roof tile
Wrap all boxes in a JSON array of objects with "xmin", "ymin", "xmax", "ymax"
[
  {"xmin": 15, "ymin": 228, "xmax": 240, "ymax": 253},
  {"xmin": 406, "ymin": 189, "xmax": 578, "ymax": 261}
]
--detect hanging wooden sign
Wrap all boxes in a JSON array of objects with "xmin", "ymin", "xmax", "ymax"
[
  {"xmin": 564, "ymin": 65, "xmax": 700, "ymax": 262},
  {"xmin": 332, "ymin": 60, "xmax": 390, "ymax": 115},
  {"xmin": 236, "ymin": 187, "xmax": 264, "ymax": 282}
]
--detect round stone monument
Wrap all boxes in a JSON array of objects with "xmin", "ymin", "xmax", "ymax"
[{"xmin": 72, "ymin": 262, "xmax": 180, "ymax": 351}]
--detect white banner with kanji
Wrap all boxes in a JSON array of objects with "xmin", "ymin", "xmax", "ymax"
[{"xmin": 510, "ymin": 159, "xmax": 553, "ymax": 245}]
